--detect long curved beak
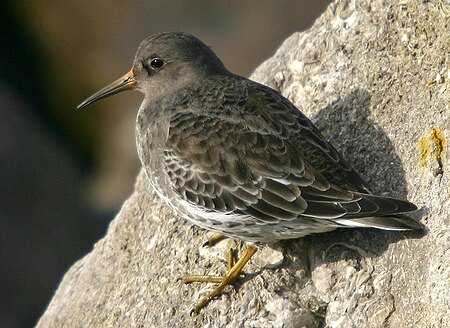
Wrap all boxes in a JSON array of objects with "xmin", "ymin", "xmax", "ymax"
[{"xmin": 77, "ymin": 69, "xmax": 137, "ymax": 110}]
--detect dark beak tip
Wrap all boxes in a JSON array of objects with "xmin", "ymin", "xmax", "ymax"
[{"xmin": 76, "ymin": 99, "xmax": 94, "ymax": 111}]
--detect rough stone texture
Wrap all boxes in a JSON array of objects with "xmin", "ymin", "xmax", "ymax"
[{"xmin": 37, "ymin": 0, "xmax": 449, "ymax": 327}]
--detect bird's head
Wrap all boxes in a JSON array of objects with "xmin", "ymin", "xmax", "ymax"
[{"xmin": 77, "ymin": 32, "xmax": 226, "ymax": 110}]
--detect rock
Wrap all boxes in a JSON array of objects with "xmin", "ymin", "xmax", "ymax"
[{"xmin": 37, "ymin": 0, "xmax": 450, "ymax": 327}]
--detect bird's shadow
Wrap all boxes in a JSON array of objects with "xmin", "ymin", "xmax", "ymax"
[{"xmin": 281, "ymin": 89, "xmax": 426, "ymax": 270}]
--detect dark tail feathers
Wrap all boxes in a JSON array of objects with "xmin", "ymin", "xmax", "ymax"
[{"xmin": 337, "ymin": 193, "xmax": 423, "ymax": 231}]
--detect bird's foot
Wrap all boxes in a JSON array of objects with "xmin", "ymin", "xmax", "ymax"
[{"xmin": 180, "ymin": 246, "xmax": 257, "ymax": 314}]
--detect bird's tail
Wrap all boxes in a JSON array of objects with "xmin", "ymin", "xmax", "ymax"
[
  {"xmin": 335, "ymin": 193, "xmax": 424, "ymax": 231},
  {"xmin": 338, "ymin": 214, "xmax": 424, "ymax": 231}
]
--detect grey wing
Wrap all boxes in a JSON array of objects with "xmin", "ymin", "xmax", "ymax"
[
  {"xmin": 245, "ymin": 82, "xmax": 372, "ymax": 194},
  {"xmin": 165, "ymin": 93, "xmax": 418, "ymax": 230},
  {"xmin": 166, "ymin": 121, "xmax": 415, "ymax": 229}
]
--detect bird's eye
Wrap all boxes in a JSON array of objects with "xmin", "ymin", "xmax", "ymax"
[{"xmin": 150, "ymin": 58, "xmax": 165, "ymax": 69}]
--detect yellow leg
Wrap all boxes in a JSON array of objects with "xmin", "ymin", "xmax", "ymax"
[
  {"xmin": 227, "ymin": 248, "xmax": 234, "ymax": 271},
  {"xmin": 181, "ymin": 248, "xmax": 242, "ymax": 284},
  {"xmin": 202, "ymin": 234, "xmax": 227, "ymax": 247},
  {"xmin": 181, "ymin": 246, "xmax": 257, "ymax": 314}
]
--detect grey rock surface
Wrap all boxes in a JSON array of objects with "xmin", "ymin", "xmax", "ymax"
[{"xmin": 37, "ymin": 0, "xmax": 449, "ymax": 327}]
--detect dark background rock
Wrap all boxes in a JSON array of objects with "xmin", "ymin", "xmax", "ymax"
[{"xmin": 37, "ymin": 0, "xmax": 449, "ymax": 327}]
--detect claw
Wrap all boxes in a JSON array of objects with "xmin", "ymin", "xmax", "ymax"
[{"xmin": 202, "ymin": 234, "xmax": 227, "ymax": 248}]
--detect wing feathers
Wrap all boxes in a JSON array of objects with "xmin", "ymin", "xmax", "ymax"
[
  {"xmin": 161, "ymin": 80, "xmax": 421, "ymax": 234},
  {"xmin": 264, "ymin": 179, "xmax": 297, "ymax": 202},
  {"xmin": 252, "ymin": 200, "xmax": 298, "ymax": 221},
  {"xmin": 261, "ymin": 189, "xmax": 307, "ymax": 214}
]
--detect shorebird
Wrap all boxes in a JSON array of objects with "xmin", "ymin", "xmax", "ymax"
[{"xmin": 78, "ymin": 32, "xmax": 423, "ymax": 314}]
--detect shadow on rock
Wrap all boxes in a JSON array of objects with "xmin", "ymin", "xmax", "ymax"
[{"xmin": 284, "ymin": 89, "xmax": 425, "ymax": 270}]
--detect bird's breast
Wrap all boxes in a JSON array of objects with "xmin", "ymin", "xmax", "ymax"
[{"xmin": 136, "ymin": 103, "xmax": 173, "ymax": 195}]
